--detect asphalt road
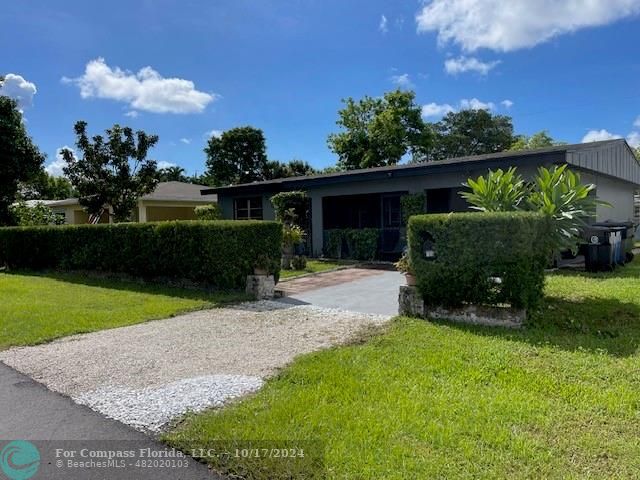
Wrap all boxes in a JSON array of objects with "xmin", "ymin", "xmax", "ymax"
[{"xmin": 0, "ymin": 362, "xmax": 222, "ymax": 479}]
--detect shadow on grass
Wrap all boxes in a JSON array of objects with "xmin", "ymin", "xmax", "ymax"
[
  {"xmin": 3, "ymin": 269, "xmax": 250, "ymax": 304},
  {"xmin": 433, "ymin": 294, "xmax": 640, "ymax": 358}
]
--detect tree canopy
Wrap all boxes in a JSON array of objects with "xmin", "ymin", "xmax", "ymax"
[
  {"xmin": 20, "ymin": 170, "xmax": 75, "ymax": 200},
  {"xmin": 327, "ymin": 90, "xmax": 433, "ymax": 170},
  {"xmin": 204, "ymin": 126, "xmax": 269, "ymax": 186},
  {"xmin": 63, "ymin": 121, "xmax": 159, "ymax": 222},
  {"xmin": 429, "ymin": 109, "xmax": 516, "ymax": 161},
  {"xmin": 159, "ymin": 165, "xmax": 188, "ymax": 182},
  {"xmin": 510, "ymin": 130, "xmax": 564, "ymax": 151},
  {"xmin": 0, "ymin": 95, "xmax": 45, "ymax": 225},
  {"xmin": 263, "ymin": 159, "xmax": 317, "ymax": 180}
]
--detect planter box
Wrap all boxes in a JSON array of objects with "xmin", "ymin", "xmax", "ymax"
[
  {"xmin": 246, "ymin": 275, "xmax": 275, "ymax": 300},
  {"xmin": 398, "ymin": 285, "xmax": 525, "ymax": 328}
]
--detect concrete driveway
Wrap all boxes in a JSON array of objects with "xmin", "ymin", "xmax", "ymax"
[{"xmin": 278, "ymin": 268, "xmax": 404, "ymax": 316}]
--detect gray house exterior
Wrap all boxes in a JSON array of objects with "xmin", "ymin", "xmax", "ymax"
[{"xmin": 202, "ymin": 139, "xmax": 640, "ymax": 257}]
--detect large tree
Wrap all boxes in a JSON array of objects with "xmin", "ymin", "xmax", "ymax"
[
  {"xmin": 0, "ymin": 95, "xmax": 45, "ymax": 224},
  {"xmin": 510, "ymin": 130, "xmax": 564, "ymax": 151},
  {"xmin": 204, "ymin": 126, "xmax": 269, "ymax": 186},
  {"xmin": 327, "ymin": 90, "xmax": 433, "ymax": 170},
  {"xmin": 20, "ymin": 170, "xmax": 75, "ymax": 200},
  {"xmin": 263, "ymin": 159, "xmax": 317, "ymax": 180},
  {"xmin": 430, "ymin": 109, "xmax": 516, "ymax": 161},
  {"xmin": 63, "ymin": 121, "xmax": 159, "ymax": 222}
]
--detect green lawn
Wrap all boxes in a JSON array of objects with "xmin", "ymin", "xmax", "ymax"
[
  {"xmin": 279, "ymin": 260, "xmax": 350, "ymax": 279},
  {"xmin": 166, "ymin": 260, "xmax": 640, "ymax": 479},
  {"xmin": 0, "ymin": 271, "xmax": 247, "ymax": 350}
]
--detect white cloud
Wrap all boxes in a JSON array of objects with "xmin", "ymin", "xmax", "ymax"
[
  {"xmin": 422, "ymin": 97, "xmax": 497, "ymax": 119},
  {"xmin": 421, "ymin": 102, "xmax": 455, "ymax": 118},
  {"xmin": 45, "ymin": 146, "xmax": 74, "ymax": 177},
  {"xmin": 627, "ymin": 132, "xmax": 640, "ymax": 148},
  {"xmin": 459, "ymin": 97, "xmax": 495, "ymax": 111},
  {"xmin": 501, "ymin": 99, "xmax": 514, "ymax": 109},
  {"xmin": 179, "ymin": 138, "xmax": 191, "ymax": 145},
  {"xmin": 633, "ymin": 116, "xmax": 640, "ymax": 129},
  {"xmin": 379, "ymin": 15, "xmax": 388, "ymax": 33},
  {"xmin": 416, "ymin": 0, "xmax": 640, "ymax": 52},
  {"xmin": 582, "ymin": 129, "xmax": 623, "ymax": 143},
  {"xmin": 444, "ymin": 56, "xmax": 500, "ymax": 75},
  {"xmin": 157, "ymin": 161, "xmax": 177, "ymax": 170},
  {"xmin": 124, "ymin": 110, "xmax": 139, "ymax": 118},
  {"xmin": 390, "ymin": 73, "xmax": 414, "ymax": 89},
  {"xmin": 63, "ymin": 58, "xmax": 217, "ymax": 114},
  {"xmin": 0, "ymin": 73, "xmax": 37, "ymax": 109},
  {"xmin": 204, "ymin": 129, "xmax": 223, "ymax": 139}
]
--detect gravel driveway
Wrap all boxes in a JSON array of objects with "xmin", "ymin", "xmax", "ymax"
[{"xmin": 0, "ymin": 301, "xmax": 387, "ymax": 432}]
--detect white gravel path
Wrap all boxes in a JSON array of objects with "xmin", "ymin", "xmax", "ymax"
[
  {"xmin": 0, "ymin": 300, "xmax": 388, "ymax": 432},
  {"xmin": 74, "ymin": 375, "xmax": 264, "ymax": 432}
]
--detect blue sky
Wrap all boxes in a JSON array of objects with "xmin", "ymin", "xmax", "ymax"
[{"xmin": 2, "ymin": 0, "xmax": 640, "ymax": 176}]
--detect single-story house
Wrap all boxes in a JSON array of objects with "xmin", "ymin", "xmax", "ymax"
[
  {"xmin": 49, "ymin": 181, "xmax": 217, "ymax": 224},
  {"xmin": 204, "ymin": 139, "xmax": 640, "ymax": 258}
]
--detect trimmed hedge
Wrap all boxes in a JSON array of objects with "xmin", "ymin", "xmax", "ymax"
[
  {"xmin": 324, "ymin": 229, "xmax": 379, "ymax": 260},
  {"xmin": 0, "ymin": 220, "xmax": 282, "ymax": 289},
  {"xmin": 408, "ymin": 212, "xmax": 550, "ymax": 310}
]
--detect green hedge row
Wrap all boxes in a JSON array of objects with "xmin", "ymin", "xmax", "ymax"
[
  {"xmin": 0, "ymin": 220, "xmax": 282, "ymax": 289},
  {"xmin": 408, "ymin": 212, "xmax": 550, "ymax": 310},
  {"xmin": 324, "ymin": 228, "xmax": 379, "ymax": 260}
]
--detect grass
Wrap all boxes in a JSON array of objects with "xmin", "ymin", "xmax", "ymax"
[
  {"xmin": 166, "ymin": 260, "xmax": 640, "ymax": 479},
  {"xmin": 279, "ymin": 260, "xmax": 350, "ymax": 279},
  {"xmin": 0, "ymin": 271, "xmax": 247, "ymax": 350}
]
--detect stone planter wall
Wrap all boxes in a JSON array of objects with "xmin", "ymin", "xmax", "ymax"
[
  {"xmin": 246, "ymin": 275, "xmax": 275, "ymax": 300},
  {"xmin": 398, "ymin": 285, "xmax": 525, "ymax": 328}
]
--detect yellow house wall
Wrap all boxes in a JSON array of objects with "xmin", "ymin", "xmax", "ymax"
[{"xmin": 145, "ymin": 206, "xmax": 198, "ymax": 221}]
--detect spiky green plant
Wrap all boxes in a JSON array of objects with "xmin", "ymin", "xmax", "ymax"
[
  {"xmin": 527, "ymin": 165, "xmax": 608, "ymax": 253},
  {"xmin": 461, "ymin": 165, "xmax": 609, "ymax": 254},
  {"xmin": 460, "ymin": 167, "xmax": 528, "ymax": 212}
]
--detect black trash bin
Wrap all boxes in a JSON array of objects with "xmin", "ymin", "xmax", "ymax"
[
  {"xmin": 592, "ymin": 221, "xmax": 636, "ymax": 263},
  {"xmin": 583, "ymin": 226, "xmax": 616, "ymax": 272}
]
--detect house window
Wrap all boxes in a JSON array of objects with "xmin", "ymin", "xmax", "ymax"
[{"xmin": 234, "ymin": 197, "xmax": 263, "ymax": 220}]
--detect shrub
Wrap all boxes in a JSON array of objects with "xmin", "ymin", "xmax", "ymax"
[
  {"xmin": 408, "ymin": 212, "xmax": 550, "ymax": 310},
  {"xmin": 0, "ymin": 220, "xmax": 282, "ymax": 289},
  {"xmin": 194, "ymin": 204, "xmax": 222, "ymax": 220},
  {"xmin": 270, "ymin": 191, "xmax": 309, "ymax": 224},
  {"xmin": 460, "ymin": 165, "xmax": 607, "ymax": 254},
  {"xmin": 400, "ymin": 193, "xmax": 426, "ymax": 223},
  {"xmin": 323, "ymin": 229, "xmax": 379, "ymax": 260},
  {"xmin": 9, "ymin": 201, "xmax": 65, "ymax": 226},
  {"xmin": 460, "ymin": 167, "xmax": 528, "ymax": 212},
  {"xmin": 291, "ymin": 255, "xmax": 307, "ymax": 270}
]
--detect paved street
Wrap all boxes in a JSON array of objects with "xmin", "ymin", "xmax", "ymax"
[{"xmin": 0, "ymin": 363, "xmax": 220, "ymax": 479}]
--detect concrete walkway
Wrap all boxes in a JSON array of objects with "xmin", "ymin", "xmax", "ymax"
[
  {"xmin": 278, "ymin": 268, "xmax": 404, "ymax": 316},
  {"xmin": 0, "ymin": 363, "xmax": 220, "ymax": 479}
]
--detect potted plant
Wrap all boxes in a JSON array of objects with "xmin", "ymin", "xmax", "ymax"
[
  {"xmin": 282, "ymin": 223, "xmax": 304, "ymax": 270},
  {"xmin": 395, "ymin": 251, "xmax": 416, "ymax": 286},
  {"xmin": 254, "ymin": 254, "xmax": 271, "ymax": 276}
]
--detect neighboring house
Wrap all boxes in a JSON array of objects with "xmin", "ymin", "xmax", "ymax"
[
  {"xmin": 49, "ymin": 181, "xmax": 217, "ymax": 224},
  {"xmin": 203, "ymin": 139, "xmax": 640, "ymax": 257}
]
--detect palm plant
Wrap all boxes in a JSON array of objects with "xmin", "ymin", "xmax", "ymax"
[
  {"xmin": 527, "ymin": 165, "xmax": 607, "ymax": 253},
  {"xmin": 460, "ymin": 168, "xmax": 528, "ymax": 212},
  {"xmin": 460, "ymin": 165, "xmax": 609, "ymax": 254}
]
